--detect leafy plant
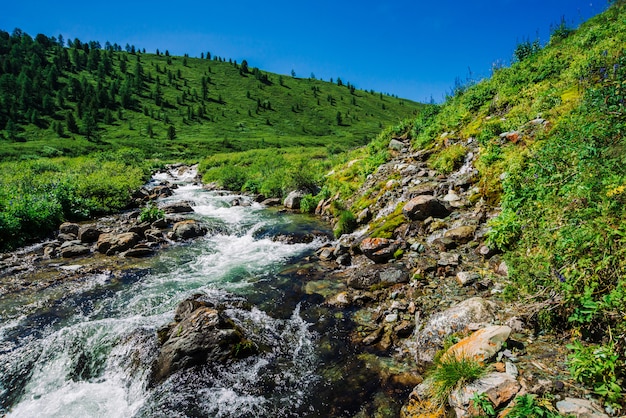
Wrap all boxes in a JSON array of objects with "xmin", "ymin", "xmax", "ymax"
[
  {"xmin": 567, "ymin": 340, "xmax": 623, "ymax": 404},
  {"xmin": 506, "ymin": 394, "xmax": 560, "ymax": 418},
  {"xmin": 300, "ymin": 194, "xmax": 321, "ymax": 214},
  {"xmin": 485, "ymin": 209, "xmax": 521, "ymax": 251},
  {"xmin": 139, "ymin": 203, "xmax": 165, "ymax": 223},
  {"xmin": 470, "ymin": 392, "xmax": 495, "ymax": 417}
]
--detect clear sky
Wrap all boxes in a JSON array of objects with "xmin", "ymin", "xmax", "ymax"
[{"xmin": 1, "ymin": 0, "xmax": 609, "ymax": 103}]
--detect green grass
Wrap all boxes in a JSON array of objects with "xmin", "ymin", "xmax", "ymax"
[
  {"xmin": 348, "ymin": 1, "xmax": 626, "ymax": 407},
  {"xmin": 427, "ymin": 355, "xmax": 486, "ymax": 407},
  {"xmin": 0, "ymin": 31, "xmax": 423, "ymax": 162}
]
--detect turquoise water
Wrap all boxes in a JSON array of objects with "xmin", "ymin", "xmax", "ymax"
[{"xmin": 0, "ymin": 171, "xmax": 386, "ymax": 417}]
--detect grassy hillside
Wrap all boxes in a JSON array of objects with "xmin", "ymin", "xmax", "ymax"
[
  {"xmin": 321, "ymin": 1, "xmax": 626, "ymax": 405},
  {"xmin": 0, "ymin": 29, "xmax": 423, "ymax": 250},
  {"xmin": 0, "ymin": 30, "xmax": 422, "ymax": 161}
]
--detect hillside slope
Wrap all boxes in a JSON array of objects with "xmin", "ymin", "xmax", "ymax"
[
  {"xmin": 320, "ymin": 1, "xmax": 626, "ymax": 410},
  {"xmin": 0, "ymin": 30, "xmax": 422, "ymax": 161}
]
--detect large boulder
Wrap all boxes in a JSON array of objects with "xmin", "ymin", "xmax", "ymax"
[
  {"xmin": 414, "ymin": 297, "xmax": 497, "ymax": 364},
  {"xmin": 449, "ymin": 372, "xmax": 520, "ymax": 417},
  {"xmin": 59, "ymin": 222, "xmax": 80, "ymax": 236},
  {"xmin": 283, "ymin": 190, "xmax": 305, "ymax": 210},
  {"xmin": 346, "ymin": 263, "xmax": 409, "ymax": 290},
  {"xmin": 360, "ymin": 237, "xmax": 399, "ymax": 263},
  {"xmin": 172, "ymin": 220, "xmax": 208, "ymax": 240},
  {"xmin": 161, "ymin": 201, "xmax": 194, "ymax": 214},
  {"xmin": 444, "ymin": 225, "xmax": 476, "ymax": 244},
  {"xmin": 402, "ymin": 196, "xmax": 450, "ymax": 221},
  {"xmin": 78, "ymin": 225, "xmax": 102, "ymax": 243},
  {"xmin": 153, "ymin": 296, "xmax": 255, "ymax": 382},
  {"xmin": 60, "ymin": 241, "xmax": 91, "ymax": 258},
  {"xmin": 96, "ymin": 232, "xmax": 141, "ymax": 255},
  {"xmin": 442, "ymin": 325, "xmax": 511, "ymax": 362}
]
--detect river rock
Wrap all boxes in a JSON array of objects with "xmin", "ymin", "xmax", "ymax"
[
  {"xmin": 261, "ymin": 198, "xmax": 282, "ymax": 207},
  {"xmin": 97, "ymin": 232, "xmax": 141, "ymax": 255},
  {"xmin": 172, "ymin": 220, "xmax": 208, "ymax": 240},
  {"xmin": 442, "ymin": 325, "xmax": 511, "ymax": 362},
  {"xmin": 283, "ymin": 190, "xmax": 305, "ymax": 210},
  {"xmin": 153, "ymin": 299, "xmax": 255, "ymax": 382},
  {"xmin": 402, "ymin": 195, "xmax": 450, "ymax": 221},
  {"xmin": 414, "ymin": 297, "xmax": 497, "ymax": 364},
  {"xmin": 438, "ymin": 252, "xmax": 460, "ymax": 266},
  {"xmin": 161, "ymin": 201, "xmax": 194, "ymax": 214},
  {"xmin": 444, "ymin": 225, "xmax": 476, "ymax": 244},
  {"xmin": 360, "ymin": 237, "xmax": 399, "ymax": 263},
  {"xmin": 78, "ymin": 226, "xmax": 102, "ymax": 243},
  {"xmin": 347, "ymin": 263, "xmax": 409, "ymax": 290},
  {"xmin": 449, "ymin": 372, "xmax": 520, "ymax": 417},
  {"xmin": 556, "ymin": 398, "xmax": 609, "ymax": 418},
  {"xmin": 60, "ymin": 242, "xmax": 91, "ymax": 258},
  {"xmin": 59, "ymin": 222, "xmax": 80, "ymax": 236},
  {"xmin": 124, "ymin": 245, "xmax": 154, "ymax": 258}
]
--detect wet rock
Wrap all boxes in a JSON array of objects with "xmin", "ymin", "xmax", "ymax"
[
  {"xmin": 151, "ymin": 218, "xmax": 169, "ymax": 229},
  {"xmin": 556, "ymin": 398, "xmax": 609, "ymax": 418},
  {"xmin": 60, "ymin": 242, "xmax": 91, "ymax": 258},
  {"xmin": 363, "ymin": 327, "xmax": 384, "ymax": 346},
  {"xmin": 283, "ymin": 190, "xmax": 305, "ymax": 210},
  {"xmin": 172, "ymin": 220, "xmax": 208, "ymax": 240},
  {"xmin": 444, "ymin": 225, "xmax": 476, "ymax": 244},
  {"xmin": 449, "ymin": 372, "xmax": 520, "ymax": 417},
  {"xmin": 402, "ymin": 195, "xmax": 450, "ymax": 221},
  {"xmin": 360, "ymin": 237, "xmax": 399, "ymax": 263},
  {"xmin": 161, "ymin": 201, "xmax": 194, "ymax": 214},
  {"xmin": 272, "ymin": 232, "xmax": 315, "ymax": 244},
  {"xmin": 124, "ymin": 245, "xmax": 154, "ymax": 258},
  {"xmin": 153, "ymin": 297, "xmax": 255, "ymax": 383},
  {"xmin": 128, "ymin": 222, "xmax": 152, "ymax": 237},
  {"xmin": 443, "ymin": 325, "xmax": 511, "ymax": 362},
  {"xmin": 456, "ymin": 271, "xmax": 480, "ymax": 286},
  {"xmin": 97, "ymin": 232, "xmax": 141, "ymax": 255},
  {"xmin": 347, "ymin": 264, "xmax": 410, "ymax": 290},
  {"xmin": 57, "ymin": 233, "xmax": 77, "ymax": 242},
  {"xmin": 326, "ymin": 291, "xmax": 352, "ymax": 308},
  {"xmin": 144, "ymin": 229, "xmax": 163, "ymax": 243},
  {"xmin": 59, "ymin": 222, "xmax": 80, "ymax": 236},
  {"xmin": 260, "ymin": 198, "xmax": 282, "ymax": 207},
  {"xmin": 78, "ymin": 226, "xmax": 102, "ymax": 243},
  {"xmin": 414, "ymin": 297, "xmax": 497, "ymax": 364}
]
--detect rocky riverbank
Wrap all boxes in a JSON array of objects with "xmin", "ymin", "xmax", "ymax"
[
  {"xmin": 0, "ymin": 159, "xmax": 611, "ymax": 417},
  {"xmin": 307, "ymin": 134, "xmax": 612, "ymax": 417}
]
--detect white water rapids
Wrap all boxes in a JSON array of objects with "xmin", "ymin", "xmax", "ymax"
[{"xmin": 0, "ymin": 168, "xmax": 347, "ymax": 417}]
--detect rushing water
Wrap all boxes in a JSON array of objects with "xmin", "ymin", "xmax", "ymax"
[{"xmin": 0, "ymin": 169, "xmax": 389, "ymax": 417}]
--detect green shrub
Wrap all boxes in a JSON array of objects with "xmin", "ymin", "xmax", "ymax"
[
  {"xmin": 429, "ymin": 144, "xmax": 467, "ymax": 174},
  {"xmin": 300, "ymin": 194, "xmax": 321, "ymax": 213},
  {"xmin": 567, "ymin": 340, "xmax": 623, "ymax": 405},
  {"xmin": 486, "ymin": 209, "xmax": 521, "ymax": 251},
  {"xmin": 139, "ymin": 203, "xmax": 165, "ymax": 223},
  {"xmin": 506, "ymin": 394, "xmax": 561, "ymax": 418},
  {"xmin": 334, "ymin": 210, "xmax": 357, "ymax": 238}
]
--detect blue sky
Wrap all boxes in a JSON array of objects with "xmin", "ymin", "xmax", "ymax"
[{"xmin": 1, "ymin": 0, "xmax": 608, "ymax": 102}]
